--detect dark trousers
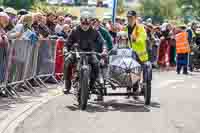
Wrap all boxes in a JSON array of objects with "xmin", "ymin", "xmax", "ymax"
[
  {"xmin": 64, "ymin": 53, "xmax": 100, "ymax": 90},
  {"xmin": 176, "ymin": 53, "xmax": 188, "ymax": 74},
  {"xmin": 151, "ymin": 45, "xmax": 158, "ymax": 63}
]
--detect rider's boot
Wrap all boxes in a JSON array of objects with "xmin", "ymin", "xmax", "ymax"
[
  {"xmin": 64, "ymin": 80, "xmax": 71, "ymax": 95},
  {"xmin": 126, "ymin": 87, "xmax": 131, "ymax": 99},
  {"xmin": 132, "ymin": 82, "xmax": 140, "ymax": 100}
]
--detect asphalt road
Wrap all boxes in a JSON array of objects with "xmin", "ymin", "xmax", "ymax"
[{"xmin": 15, "ymin": 71, "xmax": 200, "ymax": 133}]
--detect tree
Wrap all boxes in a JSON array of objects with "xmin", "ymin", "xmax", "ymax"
[
  {"xmin": 3, "ymin": 0, "xmax": 35, "ymax": 9},
  {"xmin": 117, "ymin": 0, "xmax": 125, "ymax": 15},
  {"xmin": 139, "ymin": 0, "xmax": 180, "ymax": 23},
  {"xmin": 177, "ymin": 0, "xmax": 200, "ymax": 17}
]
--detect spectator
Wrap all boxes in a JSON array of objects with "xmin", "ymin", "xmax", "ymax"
[
  {"xmin": 57, "ymin": 24, "xmax": 71, "ymax": 39},
  {"xmin": 38, "ymin": 23, "xmax": 50, "ymax": 39},
  {"xmin": 158, "ymin": 23, "xmax": 173, "ymax": 70},
  {"xmin": 175, "ymin": 25, "xmax": 191, "ymax": 75},
  {"xmin": 92, "ymin": 18, "xmax": 113, "ymax": 51},
  {"xmin": 42, "ymin": 16, "xmax": 47, "ymax": 25},
  {"xmin": 46, "ymin": 13, "xmax": 56, "ymax": 35},
  {"xmin": 4, "ymin": 7, "xmax": 17, "ymax": 31},
  {"xmin": 106, "ymin": 21, "xmax": 117, "ymax": 44},
  {"xmin": 64, "ymin": 17, "xmax": 72, "ymax": 26},
  {"xmin": 0, "ymin": 12, "xmax": 9, "ymax": 85},
  {"xmin": 18, "ymin": 9, "xmax": 28, "ymax": 16},
  {"xmin": 145, "ymin": 23, "xmax": 155, "ymax": 63},
  {"xmin": 0, "ymin": 12, "xmax": 9, "ymax": 41},
  {"xmin": 152, "ymin": 26, "xmax": 161, "ymax": 68},
  {"xmin": 32, "ymin": 13, "xmax": 44, "ymax": 35},
  {"xmin": 186, "ymin": 23, "xmax": 194, "ymax": 72},
  {"xmin": 17, "ymin": 9, "xmax": 29, "ymax": 20},
  {"xmin": 55, "ymin": 16, "xmax": 65, "ymax": 34},
  {"xmin": 7, "ymin": 14, "xmax": 37, "ymax": 41}
]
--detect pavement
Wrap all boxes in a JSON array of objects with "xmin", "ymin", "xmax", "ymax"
[
  {"xmin": 0, "ymin": 84, "xmax": 63, "ymax": 133},
  {"xmin": 1, "ymin": 71, "xmax": 200, "ymax": 133}
]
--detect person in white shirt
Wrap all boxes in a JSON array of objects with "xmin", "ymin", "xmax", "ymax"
[{"xmin": 55, "ymin": 16, "xmax": 65, "ymax": 34}]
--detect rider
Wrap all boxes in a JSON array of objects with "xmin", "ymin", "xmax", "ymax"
[
  {"xmin": 64, "ymin": 11, "xmax": 106, "ymax": 101},
  {"xmin": 124, "ymin": 10, "xmax": 149, "ymax": 98}
]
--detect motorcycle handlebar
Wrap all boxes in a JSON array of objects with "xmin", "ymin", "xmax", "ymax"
[{"xmin": 70, "ymin": 51, "xmax": 101, "ymax": 56}]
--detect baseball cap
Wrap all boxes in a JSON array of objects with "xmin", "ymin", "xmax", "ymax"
[
  {"xmin": 127, "ymin": 10, "xmax": 137, "ymax": 17},
  {"xmin": 0, "ymin": 7, "xmax": 4, "ymax": 12},
  {"xmin": 18, "ymin": 9, "xmax": 28, "ymax": 16}
]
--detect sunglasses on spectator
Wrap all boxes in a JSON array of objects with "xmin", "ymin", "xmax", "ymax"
[{"xmin": 81, "ymin": 21, "xmax": 90, "ymax": 25}]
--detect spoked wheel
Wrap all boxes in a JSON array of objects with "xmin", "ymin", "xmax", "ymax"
[
  {"xmin": 78, "ymin": 69, "xmax": 90, "ymax": 110},
  {"xmin": 144, "ymin": 80, "xmax": 151, "ymax": 105}
]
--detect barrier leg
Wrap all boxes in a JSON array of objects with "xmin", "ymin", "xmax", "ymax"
[
  {"xmin": 14, "ymin": 83, "xmax": 26, "ymax": 92},
  {"xmin": 36, "ymin": 77, "xmax": 48, "ymax": 88},
  {"xmin": 23, "ymin": 81, "xmax": 34, "ymax": 93},
  {"xmin": 51, "ymin": 75, "xmax": 60, "ymax": 84},
  {"xmin": 43, "ymin": 76, "xmax": 51, "ymax": 82},
  {"xmin": 2, "ymin": 87, "xmax": 15, "ymax": 99},
  {"xmin": 33, "ymin": 77, "xmax": 43, "ymax": 88},
  {"xmin": 7, "ymin": 85, "xmax": 21, "ymax": 98},
  {"xmin": 25, "ymin": 80, "xmax": 37, "ymax": 93},
  {"xmin": 55, "ymin": 73, "xmax": 64, "ymax": 84}
]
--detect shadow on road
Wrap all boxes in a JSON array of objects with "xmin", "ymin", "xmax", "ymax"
[
  {"xmin": 66, "ymin": 99, "xmax": 160, "ymax": 113},
  {"xmin": 127, "ymin": 99, "xmax": 161, "ymax": 108}
]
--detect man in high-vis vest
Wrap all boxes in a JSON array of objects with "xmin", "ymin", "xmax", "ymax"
[
  {"xmin": 125, "ymin": 10, "xmax": 149, "ymax": 63},
  {"xmin": 175, "ymin": 26, "xmax": 191, "ymax": 75},
  {"xmin": 124, "ymin": 10, "xmax": 151, "ymax": 99}
]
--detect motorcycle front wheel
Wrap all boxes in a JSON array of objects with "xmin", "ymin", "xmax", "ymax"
[{"xmin": 78, "ymin": 68, "xmax": 90, "ymax": 110}]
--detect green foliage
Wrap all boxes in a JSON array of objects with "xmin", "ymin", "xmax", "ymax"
[
  {"xmin": 3, "ymin": 0, "xmax": 35, "ymax": 9},
  {"xmin": 177, "ymin": 0, "xmax": 200, "ymax": 17},
  {"xmin": 0, "ymin": 0, "xmax": 3, "ymax": 6},
  {"xmin": 139, "ymin": 0, "xmax": 181, "ymax": 23},
  {"xmin": 117, "ymin": 0, "xmax": 125, "ymax": 15}
]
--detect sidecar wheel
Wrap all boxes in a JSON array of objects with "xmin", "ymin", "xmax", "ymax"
[{"xmin": 144, "ymin": 80, "xmax": 151, "ymax": 105}]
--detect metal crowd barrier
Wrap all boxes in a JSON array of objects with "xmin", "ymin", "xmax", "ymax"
[
  {"xmin": 0, "ymin": 39, "xmax": 64, "ymax": 98},
  {"xmin": 0, "ymin": 40, "xmax": 15, "ymax": 97},
  {"xmin": 36, "ymin": 40, "xmax": 59, "ymax": 85}
]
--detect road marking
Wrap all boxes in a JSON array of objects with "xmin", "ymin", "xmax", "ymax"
[
  {"xmin": 171, "ymin": 86, "xmax": 177, "ymax": 89},
  {"xmin": 191, "ymin": 84, "xmax": 198, "ymax": 89},
  {"xmin": 156, "ymin": 79, "xmax": 184, "ymax": 89}
]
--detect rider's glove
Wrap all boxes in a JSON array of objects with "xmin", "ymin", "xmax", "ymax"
[{"xmin": 101, "ymin": 46, "xmax": 108, "ymax": 56}]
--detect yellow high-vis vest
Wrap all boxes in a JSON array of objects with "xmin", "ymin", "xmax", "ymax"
[{"xmin": 125, "ymin": 24, "xmax": 149, "ymax": 62}]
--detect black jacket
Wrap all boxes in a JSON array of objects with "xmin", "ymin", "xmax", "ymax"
[{"xmin": 67, "ymin": 26, "xmax": 104, "ymax": 52}]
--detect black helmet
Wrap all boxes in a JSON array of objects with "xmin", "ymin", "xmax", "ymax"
[
  {"xmin": 127, "ymin": 10, "xmax": 137, "ymax": 17},
  {"xmin": 18, "ymin": 9, "xmax": 28, "ymax": 16}
]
